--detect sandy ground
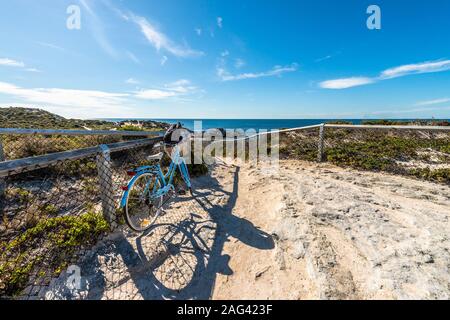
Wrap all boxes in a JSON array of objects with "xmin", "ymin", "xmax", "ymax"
[
  {"xmin": 40, "ymin": 160, "xmax": 450, "ymax": 300},
  {"xmin": 211, "ymin": 160, "xmax": 450, "ymax": 300}
]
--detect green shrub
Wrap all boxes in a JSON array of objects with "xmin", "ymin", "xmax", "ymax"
[
  {"xmin": 362, "ymin": 119, "xmax": 450, "ymax": 126},
  {"xmin": 0, "ymin": 212, "xmax": 109, "ymax": 297},
  {"xmin": 409, "ymin": 168, "xmax": 450, "ymax": 184},
  {"xmin": 40, "ymin": 204, "xmax": 58, "ymax": 216},
  {"xmin": 279, "ymin": 128, "xmax": 449, "ymax": 184},
  {"xmin": 118, "ymin": 125, "xmax": 144, "ymax": 132},
  {"xmin": 326, "ymin": 120, "xmax": 353, "ymax": 125}
]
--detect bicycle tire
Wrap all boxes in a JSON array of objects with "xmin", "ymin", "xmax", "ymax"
[{"xmin": 124, "ymin": 172, "xmax": 163, "ymax": 232}]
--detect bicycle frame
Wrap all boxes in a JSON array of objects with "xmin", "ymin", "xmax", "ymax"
[{"xmin": 120, "ymin": 145, "xmax": 191, "ymax": 208}]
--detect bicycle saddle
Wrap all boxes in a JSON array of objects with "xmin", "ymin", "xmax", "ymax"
[{"xmin": 147, "ymin": 152, "xmax": 163, "ymax": 161}]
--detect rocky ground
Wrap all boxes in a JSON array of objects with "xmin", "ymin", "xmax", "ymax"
[{"xmin": 40, "ymin": 160, "xmax": 450, "ymax": 300}]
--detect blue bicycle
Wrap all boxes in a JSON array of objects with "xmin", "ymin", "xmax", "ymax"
[{"xmin": 120, "ymin": 140, "xmax": 192, "ymax": 232}]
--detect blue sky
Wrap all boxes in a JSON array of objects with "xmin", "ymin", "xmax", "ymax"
[{"xmin": 0, "ymin": 0, "xmax": 449, "ymax": 119}]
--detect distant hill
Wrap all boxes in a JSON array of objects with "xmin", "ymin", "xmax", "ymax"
[{"xmin": 0, "ymin": 107, "xmax": 169, "ymax": 130}]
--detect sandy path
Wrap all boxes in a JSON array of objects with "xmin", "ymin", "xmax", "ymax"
[
  {"xmin": 39, "ymin": 160, "xmax": 449, "ymax": 300},
  {"xmin": 211, "ymin": 160, "xmax": 450, "ymax": 300}
]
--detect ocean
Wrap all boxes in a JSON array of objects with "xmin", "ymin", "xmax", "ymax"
[
  {"xmin": 103, "ymin": 119, "xmax": 447, "ymax": 132},
  {"xmin": 155, "ymin": 119, "xmax": 344, "ymax": 131}
]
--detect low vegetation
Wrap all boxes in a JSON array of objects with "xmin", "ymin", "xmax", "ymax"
[
  {"xmin": 0, "ymin": 107, "xmax": 169, "ymax": 130},
  {"xmin": 361, "ymin": 119, "xmax": 449, "ymax": 126},
  {"xmin": 280, "ymin": 128, "xmax": 450, "ymax": 184},
  {"xmin": 0, "ymin": 108, "xmax": 169, "ymax": 160},
  {"xmin": 0, "ymin": 212, "xmax": 109, "ymax": 297}
]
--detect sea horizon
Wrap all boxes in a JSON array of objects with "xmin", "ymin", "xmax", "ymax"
[{"xmin": 100, "ymin": 118, "xmax": 450, "ymax": 131}]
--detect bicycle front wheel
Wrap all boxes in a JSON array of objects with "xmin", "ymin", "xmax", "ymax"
[{"xmin": 124, "ymin": 172, "xmax": 163, "ymax": 232}]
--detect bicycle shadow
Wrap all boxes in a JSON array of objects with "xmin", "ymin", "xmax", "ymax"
[{"xmin": 83, "ymin": 164, "xmax": 274, "ymax": 300}]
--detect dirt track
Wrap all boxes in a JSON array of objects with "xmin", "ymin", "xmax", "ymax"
[{"xmin": 41, "ymin": 160, "xmax": 450, "ymax": 300}]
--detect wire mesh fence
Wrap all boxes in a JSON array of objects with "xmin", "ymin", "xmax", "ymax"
[
  {"xmin": 0, "ymin": 133, "xmax": 164, "ymax": 299},
  {"xmin": 0, "ymin": 130, "xmax": 162, "ymax": 161},
  {"xmin": 322, "ymin": 126, "xmax": 450, "ymax": 184},
  {"xmin": 279, "ymin": 126, "xmax": 322, "ymax": 161},
  {"xmin": 1, "ymin": 156, "xmax": 104, "ymax": 298},
  {"xmin": 279, "ymin": 125, "xmax": 449, "ymax": 183}
]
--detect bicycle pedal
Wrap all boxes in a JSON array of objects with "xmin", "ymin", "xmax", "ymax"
[{"xmin": 140, "ymin": 219, "xmax": 151, "ymax": 228}]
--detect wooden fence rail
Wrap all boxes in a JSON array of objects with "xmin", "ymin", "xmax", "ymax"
[{"xmin": 0, "ymin": 137, "xmax": 162, "ymax": 178}]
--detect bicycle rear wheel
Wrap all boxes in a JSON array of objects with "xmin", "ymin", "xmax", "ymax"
[{"xmin": 124, "ymin": 172, "xmax": 163, "ymax": 232}]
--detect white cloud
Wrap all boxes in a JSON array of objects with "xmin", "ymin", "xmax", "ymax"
[
  {"xmin": 134, "ymin": 79, "xmax": 198, "ymax": 100},
  {"xmin": 0, "ymin": 82, "xmax": 128, "ymax": 108},
  {"xmin": 131, "ymin": 15, "xmax": 203, "ymax": 58},
  {"xmin": 125, "ymin": 78, "xmax": 139, "ymax": 85},
  {"xmin": 315, "ymin": 51, "xmax": 341, "ymax": 63},
  {"xmin": 319, "ymin": 77, "xmax": 375, "ymax": 89},
  {"xmin": 161, "ymin": 55, "xmax": 168, "ymax": 66},
  {"xmin": 0, "ymin": 79, "xmax": 202, "ymax": 118},
  {"xmin": 416, "ymin": 98, "xmax": 450, "ymax": 106},
  {"xmin": 221, "ymin": 50, "xmax": 229, "ymax": 57},
  {"xmin": 80, "ymin": 0, "xmax": 118, "ymax": 58},
  {"xmin": 217, "ymin": 17, "xmax": 223, "ymax": 28},
  {"xmin": 195, "ymin": 28, "xmax": 202, "ymax": 36},
  {"xmin": 320, "ymin": 59, "xmax": 450, "ymax": 90},
  {"xmin": 217, "ymin": 63, "xmax": 298, "ymax": 81},
  {"xmin": 165, "ymin": 79, "xmax": 196, "ymax": 92},
  {"xmin": 0, "ymin": 58, "xmax": 25, "ymax": 68},
  {"xmin": 0, "ymin": 79, "xmax": 199, "ymax": 109},
  {"xmin": 315, "ymin": 55, "xmax": 333, "ymax": 63},
  {"xmin": 104, "ymin": 1, "xmax": 130, "ymax": 21},
  {"xmin": 36, "ymin": 41, "xmax": 65, "ymax": 51},
  {"xmin": 126, "ymin": 51, "xmax": 141, "ymax": 64},
  {"xmin": 0, "ymin": 82, "xmax": 131, "ymax": 118},
  {"xmin": 380, "ymin": 60, "xmax": 450, "ymax": 79},
  {"xmin": 134, "ymin": 89, "xmax": 178, "ymax": 100},
  {"xmin": 0, "ymin": 58, "xmax": 41, "ymax": 73},
  {"xmin": 25, "ymin": 68, "xmax": 41, "ymax": 73},
  {"xmin": 234, "ymin": 58, "xmax": 246, "ymax": 69}
]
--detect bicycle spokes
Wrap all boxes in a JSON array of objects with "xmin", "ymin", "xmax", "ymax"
[{"xmin": 124, "ymin": 173, "xmax": 163, "ymax": 232}]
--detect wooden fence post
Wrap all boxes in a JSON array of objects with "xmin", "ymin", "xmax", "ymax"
[
  {"xmin": 96, "ymin": 144, "xmax": 117, "ymax": 230},
  {"xmin": 317, "ymin": 124, "xmax": 325, "ymax": 162}
]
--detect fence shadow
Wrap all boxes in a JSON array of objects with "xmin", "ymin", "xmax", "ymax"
[
  {"xmin": 88, "ymin": 168, "xmax": 274, "ymax": 299},
  {"xmin": 78, "ymin": 164, "xmax": 274, "ymax": 300}
]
